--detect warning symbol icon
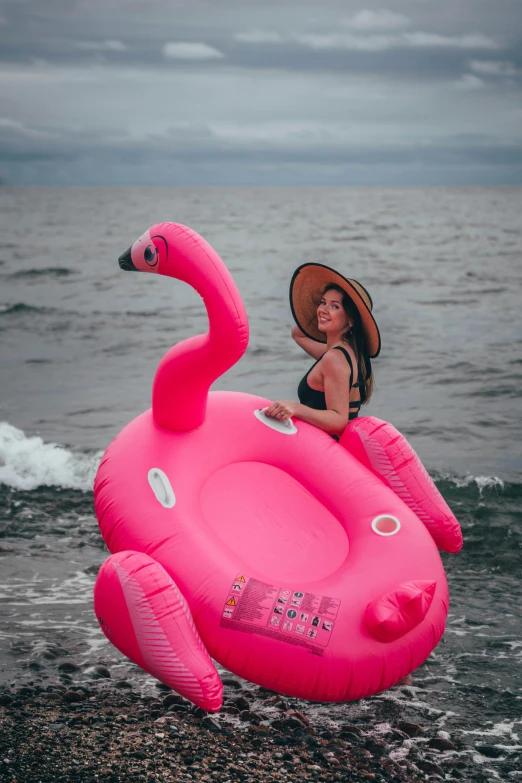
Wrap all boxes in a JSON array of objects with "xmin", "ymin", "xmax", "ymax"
[
  {"xmin": 236, "ymin": 576, "xmax": 246, "ymax": 582},
  {"xmin": 226, "ymin": 597, "xmax": 236, "ymax": 606}
]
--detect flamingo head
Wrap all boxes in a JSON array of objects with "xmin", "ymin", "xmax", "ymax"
[{"xmin": 118, "ymin": 227, "xmax": 168, "ymax": 275}]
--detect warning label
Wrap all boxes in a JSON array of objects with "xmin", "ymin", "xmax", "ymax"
[{"xmin": 219, "ymin": 575, "xmax": 340, "ymax": 656}]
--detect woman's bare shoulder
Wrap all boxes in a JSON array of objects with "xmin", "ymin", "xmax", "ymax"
[{"xmin": 320, "ymin": 347, "xmax": 352, "ymax": 377}]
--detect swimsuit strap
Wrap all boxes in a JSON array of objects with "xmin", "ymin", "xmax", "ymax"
[
  {"xmin": 332, "ymin": 345, "xmax": 367, "ymax": 407},
  {"xmin": 332, "ymin": 346, "xmax": 353, "ymax": 386}
]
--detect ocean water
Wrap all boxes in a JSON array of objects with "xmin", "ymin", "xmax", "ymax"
[{"xmin": 1, "ymin": 187, "xmax": 521, "ymax": 779}]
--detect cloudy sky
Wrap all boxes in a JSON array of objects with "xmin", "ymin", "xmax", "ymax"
[{"xmin": 0, "ymin": 0, "xmax": 521, "ymax": 185}]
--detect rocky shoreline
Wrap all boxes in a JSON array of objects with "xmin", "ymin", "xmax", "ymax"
[{"xmin": 0, "ymin": 666, "xmax": 490, "ymax": 783}]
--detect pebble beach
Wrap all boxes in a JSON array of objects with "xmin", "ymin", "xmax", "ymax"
[
  {"xmin": 1, "ymin": 674, "xmax": 465, "ymax": 783},
  {"xmin": 3, "ymin": 658, "xmax": 517, "ymax": 783}
]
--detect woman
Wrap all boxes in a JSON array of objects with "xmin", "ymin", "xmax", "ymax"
[{"xmin": 265, "ymin": 262, "xmax": 380, "ymax": 437}]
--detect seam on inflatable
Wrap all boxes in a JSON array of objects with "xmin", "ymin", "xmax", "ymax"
[
  {"xmin": 114, "ymin": 562, "xmax": 204, "ymax": 695},
  {"xmin": 162, "ymin": 566, "xmax": 213, "ymax": 663},
  {"xmin": 113, "ymin": 561, "xmax": 205, "ymax": 698},
  {"xmin": 162, "ymin": 575, "xmax": 208, "ymax": 658},
  {"xmin": 359, "ymin": 429, "xmax": 445, "ymax": 540},
  {"xmin": 365, "ymin": 419, "xmax": 388, "ymax": 435}
]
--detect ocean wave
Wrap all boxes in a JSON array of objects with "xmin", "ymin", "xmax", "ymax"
[
  {"xmin": 0, "ymin": 422, "xmax": 101, "ymax": 491},
  {"xmin": 0, "ymin": 420, "xmax": 516, "ymax": 499},
  {"xmin": 435, "ymin": 473, "xmax": 506, "ymax": 494},
  {"xmin": 9, "ymin": 267, "xmax": 77, "ymax": 279},
  {"xmin": 0, "ymin": 303, "xmax": 52, "ymax": 316}
]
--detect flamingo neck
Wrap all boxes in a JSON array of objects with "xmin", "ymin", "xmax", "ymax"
[{"xmin": 152, "ymin": 226, "xmax": 249, "ymax": 432}]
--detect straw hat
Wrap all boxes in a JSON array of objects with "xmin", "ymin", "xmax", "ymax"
[{"xmin": 289, "ymin": 262, "xmax": 381, "ymax": 358}]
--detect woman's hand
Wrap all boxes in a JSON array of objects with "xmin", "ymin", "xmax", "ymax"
[{"xmin": 264, "ymin": 400, "xmax": 299, "ymax": 421}]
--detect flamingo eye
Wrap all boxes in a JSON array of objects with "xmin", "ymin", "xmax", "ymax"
[{"xmin": 144, "ymin": 245, "xmax": 157, "ymax": 266}]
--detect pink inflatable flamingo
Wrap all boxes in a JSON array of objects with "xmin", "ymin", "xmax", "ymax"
[{"xmin": 93, "ymin": 223, "xmax": 462, "ymax": 712}]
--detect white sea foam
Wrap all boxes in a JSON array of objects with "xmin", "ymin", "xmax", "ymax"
[
  {"xmin": 450, "ymin": 473, "xmax": 505, "ymax": 493},
  {"xmin": 0, "ymin": 421, "xmax": 102, "ymax": 491},
  {"xmin": 463, "ymin": 720, "xmax": 521, "ymax": 743}
]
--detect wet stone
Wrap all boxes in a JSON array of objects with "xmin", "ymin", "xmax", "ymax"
[
  {"xmin": 44, "ymin": 691, "xmax": 62, "ymax": 702},
  {"xmin": 58, "ymin": 662, "xmax": 81, "ymax": 673},
  {"xmin": 17, "ymin": 686, "xmax": 35, "ymax": 696},
  {"xmin": 221, "ymin": 677, "xmax": 243, "ymax": 689},
  {"xmin": 286, "ymin": 709, "xmax": 310, "ymax": 725},
  {"xmin": 222, "ymin": 705, "xmax": 240, "ymax": 715},
  {"xmin": 63, "ymin": 690, "xmax": 86, "ymax": 703},
  {"xmin": 417, "ymin": 759, "xmax": 445, "ymax": 777},
  {"xmin": 229, "ymin": 695, "xmax": 250, "ymax": 711},
  {"xmin": 129, "ymin": 750, "xmax": 147, "ymax": 760},
  {"xmin": 397, "ymin": 673, "xmax": 414, "ymax": 686},
  {"xmin": 389, "ymin": 728, "xmax": 409, "ymax": 741},
  {"xmin": 363, "ymin": 739, "xmax": 388, "ymax": 757},
  {"xmin": 396, "ymin": 721, "xmax": 425, "ymax": 737},
  {"xmin": 340, "ymin": 730, "xmax": 361, "ymax": 743},
  {"xmin": 114, "ymin": 679, "xmax": 133, "ymax": 689},
  {"xmin": 257, "ymin": 686, "xmax": 278, "ymax": 697},
  {"xmin": 341, "ymin": 724, "xmax": 363, "ymax": 735},
  {"xmin": 88, "ymin": 665, "xmax": 111, "ymax": 679},
  {"xmin": 476, "ymin": 744, "xmax": 505, "ymax": 759},
  {"xmin": 285, "ymin": 716, "xmax": 306, "ymax": 730},
  {"xmin": 41, "ymin": 645, "xmax": 67, "ymax": 660},
  {"xmin": 428, "ymin": 737, "xmax": 456, "ymax": 751},
  {"xmin": 162, "ymin": 693, "xmax": 184, "ymax": 707},
  {"xmin": 202, "ymin": 716, "xmax": 222, "ymax": 732}
]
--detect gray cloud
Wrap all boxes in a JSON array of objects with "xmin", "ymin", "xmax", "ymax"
[
  {"xmin": 162, "ymin": 42, "xmax": 226, "ymax": 60},
  {"xmin": 469, "ymin": 59, "xmax": 518, "ymax": 76},
  {"xmin": 234, "ymin": 30, "xmax": 502, "ymax": 53},
  {"xmin": 0, "ymin": 0, "xmax": 521, "ymax": 184},
  {"xmin": 74, "ymin": 40, "xmax": 128, "ymax": 52},
  {"xmin": 341, "ymin": 10, "xmax": 411, "ymax": 31}
]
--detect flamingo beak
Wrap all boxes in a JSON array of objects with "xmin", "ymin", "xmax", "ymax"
[{"xmin": 118, "ymin": 247, "xmax": 138, "ymax": 271}]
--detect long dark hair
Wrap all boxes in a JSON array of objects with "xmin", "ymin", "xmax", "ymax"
[{"xmin": 322, "ymin": 283, "xmax": 374, "ymax": 403}]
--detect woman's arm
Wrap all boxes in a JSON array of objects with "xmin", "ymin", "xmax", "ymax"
[
  {"xmin": 291, "ymin": 325, "xmax": 326, "ymax": 360},
  {"xmin": 265, "ymin": 350, "xmax": 351, "ymax": 435}
]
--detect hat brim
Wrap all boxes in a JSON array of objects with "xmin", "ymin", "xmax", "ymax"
[{"xmin": 289, "ymin": 263, "xmax": 381, "ymax": 358}]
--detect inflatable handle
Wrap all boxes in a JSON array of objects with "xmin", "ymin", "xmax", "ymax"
[
  {"xmin": 254, "ymin": 408, "xmax": 298, "ymax": 435},
  {"xmin": 93, "ymin": 551, "xmax": 223, "ymax": 711},
  {"xmin": 340, "ymin": 417, "xmax": 462, "ymax": 553}
]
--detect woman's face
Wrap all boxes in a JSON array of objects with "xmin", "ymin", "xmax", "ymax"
[{"xmin": 317, "ymin": 290, "xmax": 351, "ymax": 336}]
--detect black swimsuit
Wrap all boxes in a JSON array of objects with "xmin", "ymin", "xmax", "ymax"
[{"xmin": 297, "ymin": 346, "xmax": 367, "ymax": 421}]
